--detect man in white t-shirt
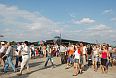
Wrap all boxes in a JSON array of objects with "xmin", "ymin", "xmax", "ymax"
[{"xmin": 60, "ymin": 45, "xmax": 67, "ymax": 64}]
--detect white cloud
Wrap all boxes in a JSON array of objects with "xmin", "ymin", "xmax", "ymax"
[
  {"xmin": 61, "ymin": 24, "xmax": 116, "ymax": 44},
  {"xmin": 102, "ymin": 9, "xmax": 113, "ymax": 15},
  {"xmin": 111, "ymin": 18, "xmax": 116, "ymax": 22},
  {"xmin": 4, "ymin": 28, "xmax": 12, "ymax": 32},
  {"xmin": 53, "ymin": 29, "xmax": 61, "ymax": 33},
  {"xmin": 84, "ymin": 24, "xmax": 116, "ymax": 42},
  {"xmin": 87, "ymin": 24, "xmax": 114, "ymax": 36},
  {"xmin": 0, "ymin": 4, "xmax": 116, "ymax": 44},
  {"xmin": 88, "ymin": 24, "xmax": 111, "ymax": 32},
  {"xmin": 0, "ymin": 4, "xmax": 59, "ymax": 41},
  {"xmin": 73, "ymin": 18, "xmax": 95, "ymax": 24},
  {"xmin": 69, "ymin": 13, "xmax": 76, "ymax": 18}
]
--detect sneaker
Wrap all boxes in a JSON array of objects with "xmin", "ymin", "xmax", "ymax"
[
  {"xmin": 65, "ymin": 67, "xmax": 69, "ymax": 69},
  {"xmin": 73, "ymin": 74, "xmax": 78, "ymax": 76},
  {"xmin": 17, "ymin": 73, "xmax": 22, "ymax": 76}
]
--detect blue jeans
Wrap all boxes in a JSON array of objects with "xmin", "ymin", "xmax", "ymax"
[
  {"xmin": 44, "ymin": 56, "xmax": 54, "ymax": 67},
  {"xmin": 4, "ymin": 56, "xmax": 15, "ymax": 73},
  {"xmin": 15, "ymin": 56, "xmax": 22, "ymax": 68},
  {"xmin": 67, "ymin": 55, "xmax": 74, "ymax": 64},
  {"xmin": 31, "ymin": 50, "xmax": 35, "ymax": 57}
]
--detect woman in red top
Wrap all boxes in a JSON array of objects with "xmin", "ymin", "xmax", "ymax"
[{"xmin": 101, "ymin": 45, "xmax": 109, "ymax": 73}]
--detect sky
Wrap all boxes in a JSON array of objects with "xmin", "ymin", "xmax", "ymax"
[{"xmin": 0, "ymin": 0, "xmax": 116, "ymax": 45}]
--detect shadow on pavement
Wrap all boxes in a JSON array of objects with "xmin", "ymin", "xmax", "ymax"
[
  {"xmin": 84, "ymin": 65, "xmax": 90, "ymax": 71},
  {"xmin": 11, "ymin": 63, "xmax": 63, "ymax": 78},
  {"xmin": 29, "ymin": 61, "xmax": 45, "ymax": 68}
]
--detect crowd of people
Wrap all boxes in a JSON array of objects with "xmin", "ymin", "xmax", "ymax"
[
  {"xmin": 0, "ymin": 41, "xmax": 116, "ymax": 77},
  {"xmin": 60, "ymin": 43, "xmax": 116, "ymax": 76},
  {"xmin": 0, "ymin": 41, "xmax": 30, "ymax": 75}
]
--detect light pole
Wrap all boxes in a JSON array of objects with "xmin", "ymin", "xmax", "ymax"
[
  {"xmin": 54, "ymin": 32, "xmax": 62, "ymax": 46},
  {"xmin": 59, "ymin": 32, "xmax": 61, "ymax": 46}
]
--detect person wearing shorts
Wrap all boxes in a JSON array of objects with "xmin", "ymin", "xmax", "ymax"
[
  {"xmin": 66, "ymin": 45, "xmax": 74, "ymax": 69},
  {"xmin": 73, "ymin": 44, "xmax": 80, "ymax": 76},
  {"xmin": 101, "ymin": 45, "xmax": 109, "ymax": 73},
  {"xmin": 93, "ymin": 45, "xmax": 99, "ymax": 72}
]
